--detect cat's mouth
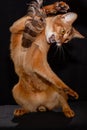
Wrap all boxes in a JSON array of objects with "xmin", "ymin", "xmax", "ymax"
[
  {"xmin": 48, "ymin": 34, "xmax": 56, "ymax": 44},
  {"xmin": 48, "ymin": 34, "xmax": 62, "ymax": 46}
]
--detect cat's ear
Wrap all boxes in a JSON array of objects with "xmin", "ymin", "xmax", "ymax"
[
  {"xmin": 73, "ymin": 28, "xmax": 85, "ymax": 38},
  {"xmin": 61, "ymin": 12, "xmax": 77, "ymax": 24}
]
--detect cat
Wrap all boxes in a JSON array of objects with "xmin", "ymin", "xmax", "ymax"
[{"xmin": 10, "ymin": 1, "xmax": 84, "ymax": 118}]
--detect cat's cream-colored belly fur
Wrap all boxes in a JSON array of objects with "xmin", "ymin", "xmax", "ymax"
[{"xmin": 12, "ymin": 78, "xmax": 61, "ymax": 112}]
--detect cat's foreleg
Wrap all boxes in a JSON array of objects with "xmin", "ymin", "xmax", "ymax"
[
  {"xmin": 32, "ymin": 50, "xmax": 79, "ymax": 99},
  {"xmin": 34, "ymin": 65, "xmax": 78, "ymax": 99}
]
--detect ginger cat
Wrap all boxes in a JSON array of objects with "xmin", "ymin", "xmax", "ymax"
[{"xmin": 10, "ymin": 0, "xmax": 84, "ymax": 118}]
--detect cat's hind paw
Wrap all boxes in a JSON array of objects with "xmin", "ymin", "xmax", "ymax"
[
  {"xmin": 13, "ymin": 108, "xmax": 28, "ymax": 117},
  {"xmin": 63, "ymin": 107, "xmax": 75, "ymax": 118}
]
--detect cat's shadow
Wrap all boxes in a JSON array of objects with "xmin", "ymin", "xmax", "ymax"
[{"xmin": 12, "ymin": 111, "xmax": 72, "ymax": 128}]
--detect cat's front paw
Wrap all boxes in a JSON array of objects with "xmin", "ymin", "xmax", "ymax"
[
  {"xmin": 64, "ymin": 88, "xmax": 79, "ymax": 99},
  {"xmin": 73, "ymin": 91, "xmax": 79, "ymax": 99},
  {"xmin": 69, "ymin": 90, "xmax": 79, "ymax": 99},
  {"xmin": 55, "ymin": 1, "xmax": 70, "ymax": 13},
  {"xmin": 63, "ymin": 107, "xmax": 75, "ymax": 118}
]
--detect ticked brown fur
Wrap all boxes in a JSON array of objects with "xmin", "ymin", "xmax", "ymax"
[{"xmin": 10, "ymin": 1, "xmax": 84, "ymax": 118}]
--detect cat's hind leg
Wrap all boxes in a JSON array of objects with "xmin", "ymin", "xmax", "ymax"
[{"xmin": 12, "ymin": 82, "xmax": 31, "ymax": 116}]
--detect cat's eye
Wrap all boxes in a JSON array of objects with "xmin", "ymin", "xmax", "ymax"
[{"xmin": 61, "ymin": 29, "xmax": 66, "ymax": 35}]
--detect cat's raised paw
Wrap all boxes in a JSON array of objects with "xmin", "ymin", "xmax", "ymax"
[{"xmin": 55, "ymin": 1, "xmax": 70, "ymax": 13}]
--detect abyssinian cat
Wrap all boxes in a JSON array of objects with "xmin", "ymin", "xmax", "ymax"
[{"xmin": 10, "ymin": 0, "xmax": 84, "ymax": 118}]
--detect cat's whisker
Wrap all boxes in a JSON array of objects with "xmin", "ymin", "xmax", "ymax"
[
  {"xmin": 53, "ymin": 43, "xmax": 62, "ymax": 57},
  {"xmin": 55, "ymin": 44, "xmax": 63, "ymax": 59},
  {"xmin": 59, "ymin": 46, "xmax": 64, "ymax": 58},
  {"xmin": 62, "ymin": 44, "xmax": 70, "ymax": 54},
  {"xmin": 61, "ymin": 46, "xmax": 66, "ymax": 60},
  {"xmin": 52, "ymin": 43, "xmax": 66, "ymax": 61}
]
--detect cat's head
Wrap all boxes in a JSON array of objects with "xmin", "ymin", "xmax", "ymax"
[{"xmin": 45, "ymin": 12, "xmax": 84, "ymax": 46}]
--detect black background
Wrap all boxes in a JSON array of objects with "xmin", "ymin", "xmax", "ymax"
[{"xmin": 0, "ymin": 0, "xmax": 87, "ymax": 105}]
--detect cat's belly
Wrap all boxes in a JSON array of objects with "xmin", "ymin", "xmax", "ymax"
[{"xmin": 13, "ymin": 83, "xmax": 60, "ymax": 111}]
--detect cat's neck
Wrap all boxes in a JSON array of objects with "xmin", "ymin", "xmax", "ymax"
[{"xmin": 34, "ymin": 30, "xmax": 50, "ymax": 54}]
